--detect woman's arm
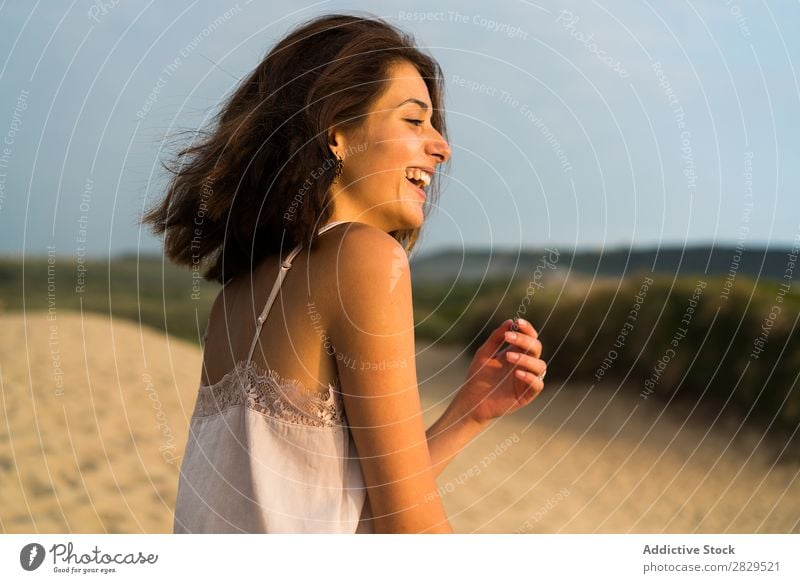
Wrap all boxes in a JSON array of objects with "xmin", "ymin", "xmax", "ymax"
[
  {"xmin": 426, "ymin": 317, "xmax": 546, "ymax": 478},
  {"xmin": 328, "ymin": 223, "xmax": 454, "ymax": 533},
  {"xmin": 426, "ymin": 397, "xmax": 488, "ymax": 479}
]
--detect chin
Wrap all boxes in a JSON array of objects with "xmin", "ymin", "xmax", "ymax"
[{"xmin": 403, "ymin": 207, "xmax": 426, "ymax": 230}]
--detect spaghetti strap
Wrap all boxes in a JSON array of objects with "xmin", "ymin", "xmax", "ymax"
[{"xmin": 244, "ymin": 220, "xmax": 353, "ymax": 364}]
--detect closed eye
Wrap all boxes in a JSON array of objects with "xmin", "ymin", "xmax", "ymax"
[{"xmin": 405, "ymin": 119, "xmax": 424, "ymax": 127}]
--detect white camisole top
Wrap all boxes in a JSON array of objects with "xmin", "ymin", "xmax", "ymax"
[{"xmin": 173, "ymin": 220, "xmax": 374, "ymax": 533}]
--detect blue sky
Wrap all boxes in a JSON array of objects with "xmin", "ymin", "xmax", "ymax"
[{"xmin": 0, "ymin": 0, "xmax": 798, "ymax": 258}]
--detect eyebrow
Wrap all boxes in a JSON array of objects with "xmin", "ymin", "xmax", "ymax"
[{"xmin": 396, "ymin": 98, "xmax": 431, "ymax": 110}]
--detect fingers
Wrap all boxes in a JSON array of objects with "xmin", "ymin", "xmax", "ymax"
[
  {"xmin": 505, "ymin": 318, "xmax": 546, "ymax": 400},
  {"xmin": 505, "ymin": 351, "xmax": 547, "ymax": 377},
  {"xmin": 514, "ymin": 368, "xmax": 545, "ymax": 400},
  {"xmin": 515, "ymin": 317, "xmax": 538, "ymax": 340},
  {"xmin": 480, "ymin": 319, "xmax": 517, "ymax": 356},
  {"xmin": 503, "ymin": 323, "xmax": 542, "ymax": 357}
]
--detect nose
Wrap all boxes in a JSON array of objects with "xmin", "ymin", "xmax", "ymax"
[{"xmin": 427, "ymin": 128, "xmax": 451, "ymax": 164}]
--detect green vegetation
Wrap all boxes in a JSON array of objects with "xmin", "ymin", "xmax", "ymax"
[
  {"xmin": 0, "ymin": 255, "xmax": 218, "ymax": 342},
  {"xmin": 415, "ymin": 271, "xmax": 799, "ymax": 438},
  {"xmin": 3, "ymin": 255, "xmax": 797, "ymax": 441}
]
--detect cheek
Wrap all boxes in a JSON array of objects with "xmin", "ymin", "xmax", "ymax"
[
  {"xmin": 348, "ymin": 124, "xmax": 416, "ymax": 190},
  {"xmin": 366, "ymin": 126, "xmax": 416, "ymax": 168},
  {"xmin": 370, "ymin": 136, "xmax": 400, "ymax": 162},
  {"xmin": 356, "ymin": 147, "xmax": 406, "ymax": 182}
]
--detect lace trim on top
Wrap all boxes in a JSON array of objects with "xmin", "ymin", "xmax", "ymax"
[{"xmin": 193, "ymin": 360, "xmax": 346, "ymax": 429}]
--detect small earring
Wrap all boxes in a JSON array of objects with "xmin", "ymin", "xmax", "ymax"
[{"xmin": 332, "ymin": 153, "xmax": 344, "ymax": 184}]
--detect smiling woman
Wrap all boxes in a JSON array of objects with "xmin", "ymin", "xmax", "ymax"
[
  {"xmin": 324, "ymin": 61, "xmax": 450, "ymax": 232},
  {"xmin": 140, "ymin": 13, "xmax": 451, "ymax": 287},
  {"xmin": 138, "ymin": 11, "xmax": 547, "ymax": 535},
  {"xmin": 325, "ymin": 59, "xmax": 450, "ymax": 229}
]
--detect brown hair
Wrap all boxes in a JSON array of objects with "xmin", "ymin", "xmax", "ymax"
[{"xmin": 139, "ymin": 12, "xmax": 450, "ymax": 285}]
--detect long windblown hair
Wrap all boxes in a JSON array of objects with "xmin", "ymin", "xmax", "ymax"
[{"xmin": 139, "ymin": 12, "xmax": 449, "ymax": 285}]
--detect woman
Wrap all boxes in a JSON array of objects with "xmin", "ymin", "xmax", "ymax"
[{"xmin": 141, "ymin": 12, "xmax": 546, "ymax": 534}]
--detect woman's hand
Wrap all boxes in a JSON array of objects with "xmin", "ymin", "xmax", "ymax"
[{"xmin": 454, "ymin": 318, "xmax": 547, "ymax": 427}]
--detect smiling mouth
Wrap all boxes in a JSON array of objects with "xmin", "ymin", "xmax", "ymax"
[{"xmin": 406, "ymin": 177, "xmax": 426, "ymax": 199}]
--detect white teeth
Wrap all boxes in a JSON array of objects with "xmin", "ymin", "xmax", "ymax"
[{"xmin": 405, "ymin": 167, "xmax": 432, "ymax": 187}]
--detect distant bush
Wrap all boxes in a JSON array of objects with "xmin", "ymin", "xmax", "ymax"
[
  {"xmin": 415, "ymin": 272, "xmax": 800, "ymax": 437},
  {"xmin": 5, "ymin": 256, "xmax": 797, "ymax": 440},
  {"xmin": 0, "ymin": 256, "xmax": 218, "ymax": 343}
]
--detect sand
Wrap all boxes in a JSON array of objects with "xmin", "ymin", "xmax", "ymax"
[
  {"xmin": 0, "ymin": 309, "xmax": 200, "ymax": 533},
  {"xmin": 418, "ymin": 343, "xmax": 800, "ymax": 533},
  {"xmin": 1, "ymin": 309, "xmax": 798, "ymax": 533}
]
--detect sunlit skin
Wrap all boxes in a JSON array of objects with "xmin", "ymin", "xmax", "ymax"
[
  {"xmin": 459, "ymin": 317, "xmax": 547, "ymax": 427},
  {"xmin": 325, "ymin": 62, "xmax": 547, "ymax": 430},
  {"xmin": 326, "ymin": 60, "xmax": 450, "ymax": 232}
]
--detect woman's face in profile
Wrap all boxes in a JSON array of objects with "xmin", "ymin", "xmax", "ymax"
[{"xmin": 330, "ymin": 60, "xmax": 451, "ymax": 232}]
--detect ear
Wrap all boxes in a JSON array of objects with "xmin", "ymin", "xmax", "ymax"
[{"xmin": 328, "ymin": 125, "xmax": 345, "ymax": 158}]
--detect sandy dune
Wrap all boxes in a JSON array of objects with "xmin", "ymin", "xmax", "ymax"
[
  {"xmin": 0, "ymin": 309, "xmax": 201, "ymax": 533},
  {"xmin": 1, "ymin": 310, "xmax": 797, "ymax": 533},
  {"xmin": 419, "ymin": 343, "xmax": 800, "ymax": 533}
]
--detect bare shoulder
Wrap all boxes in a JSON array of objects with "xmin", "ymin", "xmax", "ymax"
[
  {"xmin": 315, "ymin": 222, "xmax": 411, "ymax": 332},
  {"xmin": 314, "ymin": 223, "xmax": 411, "ymax": 326},
  {"xmin": 316, "ymin": 221, "xmax": 408, "ymax": 269}
]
